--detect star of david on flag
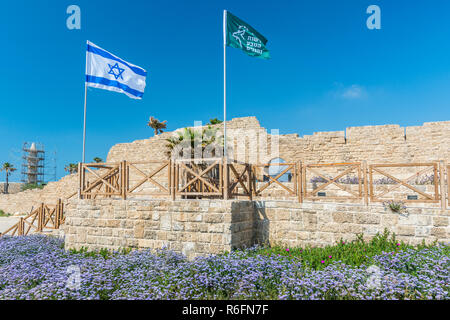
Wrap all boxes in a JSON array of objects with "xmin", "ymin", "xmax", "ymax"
[
  {"xmin": 85, "ymin": 41, "xmax": 147, "ymax": 99},
  {"xmin": 108, "ymin": 63, "xmax": 125, "ymax": 80}
]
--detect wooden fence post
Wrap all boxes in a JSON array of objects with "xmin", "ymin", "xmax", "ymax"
[
  {"xmin": 302, "ymin": 163, "xmax": 307, "ymax": 200},
  {"xmin": 439, "ymin": 160, "xmax": 447, "ymax": 211},
  {"xmin": 55, "ymin": 199, "xmax": 60, "ymax": 229},
  {"xmin": 37, "ymin": 203, "xmax": 45, "ymax": 232},
  {"xmin": 363, "ymin": 161, "xmax": 369, "ymax": 206},
  {"xmin": 251, "ymin": 164, "xmax": 257, "ymax": 198},
  {"xmin": 247, "ymin": 164, "xmax": 252, "ymax": 200},
  {"xmin": 86, "ymin": 181, "xmax": 90, "ymax": 199},
  {"xmin": 368, "ymin": 164, "xmax": 374, "ymax": 203},
  {"xmin": 18, "ymin": 218, "xmax": 24, "ymax": 236},
  {"xmin": 223, "ymin": 158, "xmax": 229, "ymax": 200},
  {"xmin": 434, "ymin": 162, "xmax": 439, "ymax": 202},
  {"xmin": 60, "ymin": 200, "xmax": 65, "ymax": 226},
  {"xmin": 171, "ymin": 160, "xmax": 176, "ymax": 201},
  {"xmin": 297, "ymin": 161, "xmax": 303, "ymax": 203},
  {"xmin": 122, "ymin": 160, "xmax": 127, "ymax": 200},
  {"xmin": 78, "ymin": 163, "xmax": 83, "ymax": 199}
]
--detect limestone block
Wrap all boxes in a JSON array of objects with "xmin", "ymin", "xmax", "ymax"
[
  {"xmin": 332, "ymin": 212, "xmax": 354, "ymax": 223},
  {"xmin": 160, "ymin": 214, "xmax": 172, "ymax": 231},
  {"xmin": 354, "ymin": 213, "xmax": 380, "ymax": 225},
  {"xmin": 397, "ymin": 226, "xmax": 415, "ymax": 236},
  {"xmin": 433, "ymin": 217, "xmax": 448, "ymax": 227}
]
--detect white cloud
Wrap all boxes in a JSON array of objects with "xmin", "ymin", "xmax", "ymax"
[
  {"xmin": 341, "ymin": 85, "xmax": 365, "ymax": 99},
  {"xmin": 332, "ymin": 83, "xmax": 367, "ymax": 100}
]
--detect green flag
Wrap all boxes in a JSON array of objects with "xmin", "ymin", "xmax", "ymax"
[{"xmin": 225, "ymin": 11, "xmax": 270, "ymax": 59}]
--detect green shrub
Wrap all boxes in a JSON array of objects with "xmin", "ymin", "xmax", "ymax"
[
  {"xmin": 383, "ymin": 200, "xmax": 406, "ymax": 213},
  {"xmin": 21, "ymin": 183, "xmax": 46, "ymax": 191},
  {"xmin": 247, "ymin": 229, "xmax": 438, "ymax": 270},
  {"xmin": 0, "ymin": 210, "xmax": 10, "ymax": 217},
  {"xmin": 68, "ymin": 246, "xmax": 132, "ymax": 259}
]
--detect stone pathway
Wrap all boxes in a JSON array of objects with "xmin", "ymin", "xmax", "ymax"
[{"xmin": 0, "ymin": 216, "xmax": 21, "ymax": 234}]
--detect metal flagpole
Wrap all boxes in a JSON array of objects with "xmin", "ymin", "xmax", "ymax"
[
  {"xmin": 82, "ymin": 41, "xmax": 88, "ymax": 164},
  {"xmin": 82, "ymin": 83, "xmax": 87, "ymax": 163},
  {"xmin": 223, "ymin": 10, "xmax": 227, "ymax": 159}
]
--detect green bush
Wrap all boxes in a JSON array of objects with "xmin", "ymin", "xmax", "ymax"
[
  {"xmin": 68, "ymin": 246, "xmax": 132, "ymax": 259},
  {"xmin": 0, "ymin": 210, "xmax": 10, "ymax": 217},
  {"xmin": 245, "ymin": 229, "xmax": 439, "ymax": 270},
  {"xmin": 21, "ymin": 183, "xmax": 46, "ymax": 191}
]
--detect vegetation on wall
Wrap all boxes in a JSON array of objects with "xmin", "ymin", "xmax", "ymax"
[
  {"xmin": 147, "ymin": 116, "xmax": 167, "ymax": 136},
  {"xmin": 21, "ymin": 183, "xmax": 46, "ymax": 191},
  {"xmin": 64, "ymin": 163, "xmax": 78, "ymax": 174},
  {"xmin": 208, "ymin": 118, "xmax": 223, "ymax": 125},
  {"xmin": 165, "ymin": 125, "xmax": 223, "ymax": 159},
  {"xmin": 0, "ymin": 209, "xmax": 11, "ymax": 217}
]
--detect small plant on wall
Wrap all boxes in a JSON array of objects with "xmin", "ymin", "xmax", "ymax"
[
  {"xmin": 383, "ymin": 200, "xmax": 406, "ymax": 213},
  {"xmin": 0, "ymin": 209, "xmax": 11, "ymax": 217}
]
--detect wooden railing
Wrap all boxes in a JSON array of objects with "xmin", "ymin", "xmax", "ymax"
[
  {"xmin": 369, "ymin": 163, "xmax": 439, "ymax": 203},
  {"xmin": 75, "ymin": 159, "xmax": 450, "ymax": 208},
  {"xmin": 79, "ymin": 162, "xmax": 123, "ymax": 199},
  {"xmin": 303, "ymin": 162, "xmax": 363, "ymax": 201},
  {"xmin": 0, "ymin": 199, "xmax": 64, "ymax": 237},
  {"xmin": 127, "ymin": 160, "xmax": 171, "ymax": 198},
  {"xmin": 2, "ymin": 159, "xmax": 449, "ymax": 238},
  {"xmin": 252, "ymin": 162, "xmax": 298, "ymax": 198},
  {"xmin": 227, "ymin": 160, "xmax": 253, "ymax": 199},
  {"xmin": 175, "ymin": 158, "xmax": 222, "ymax": 198}
]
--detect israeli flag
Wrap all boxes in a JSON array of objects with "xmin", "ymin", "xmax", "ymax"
[{"xmin": 85, "ymin": 41, "xmax": 147, "ymax": 99}]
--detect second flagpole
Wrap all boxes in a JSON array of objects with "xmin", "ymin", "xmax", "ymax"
[
  {"xmin": 82, "ymin": 41, "xmax": 88, "ymax": 164},
  {"xmin": 223, "ymin": 10, "xmax": 227, "ymax": 159}
]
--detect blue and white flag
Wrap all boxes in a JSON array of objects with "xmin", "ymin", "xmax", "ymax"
[{"xmin": 85, "ymin": 41, "xmax": 147, "ymax": 99}]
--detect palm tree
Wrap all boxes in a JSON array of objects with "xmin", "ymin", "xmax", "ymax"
[
  {"xmin": 93, "ymin": 157, "xmax": 103, "ymax": 163},
  {"xmin": 64, "ymin": 163, "xmax": 78, "ymax": 174},
  {"xmin": 208, "ymin": 118, "xmax": 223, "ymax": 125},
  {"xmin": 147, "ymin": 116, "xmax": 167, "ymax": 136},
  {"xmin": 165, "ymin": 125, "xmax": 222, "ymax": 159},
  {"xmin": 1, "ymin": 163, "xmax": 16, "ymax": 194}
]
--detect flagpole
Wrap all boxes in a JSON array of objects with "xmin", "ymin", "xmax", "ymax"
[
  {"xmin": 82, "ymin": 41, "xmax": 88, "ymax": 164},
  {"xmin": 82, "ymin": 83, "xmax": 87, "ymax": 164},
  {"xmin": 223, "ymin": 10, "xmax": 227, "ymax": 159}
]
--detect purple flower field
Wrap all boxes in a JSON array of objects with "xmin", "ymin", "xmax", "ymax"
[{"xmin": 0, "ymin": 235, "xmax": 448, "ymax": 300}]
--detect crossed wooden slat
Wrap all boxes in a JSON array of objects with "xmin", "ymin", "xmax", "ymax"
[
  {"xmin": 229, "ymin": 164, "xmax": 251, "ymax": 196},
  {"xmin": 82, "ymin": 165, "xmax": 121, "ymax": 195},
  {"xmin": 178, "ymin": 160, "xmax": 220, "ymax": 193},
  {"xmin": 253, "ymin": 163, "xmax": 296, "ymax": 195},
  {"xmin": 43, "ymin": 205, "xmax": 56, "ymax": 229},
  {"xmin": 306, "ymin": 164, "xmax": 361, "ymax": 198},
  {"xmin": 127, "ymin": 162, "xmax": 169, "ymax": 194},
  {"xmin": 1, "ymin": 200, "xmax": 65, "ymax": 237},
  {"xmin": 370, "ymin": 165, "xmax": 435, "ymax": 200}
]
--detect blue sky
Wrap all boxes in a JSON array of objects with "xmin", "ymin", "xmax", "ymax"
[{"xmin": 1, "ymin": 0, "xmax": 450, "ymax": 182}]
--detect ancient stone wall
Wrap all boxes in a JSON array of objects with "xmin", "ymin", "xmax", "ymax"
[
  {"xmin": 63, "ymin": 199, "xmax": 254, "ymax": 259},
  {"xmin": 252, "ymin": 201, "xmax": 449, "ymax": 247},
  {"xmin": 106, "ymin": 117, "xmax": 450, "ymax": 164},
  {"xmin": 1, "ymin": 116, "xmax": 449, "ymax": 215},
  {"xmin": 63, "ymin": 198, "xmax": 449, "ymax": 256},
  {"xmin": 0, "ymin": 183, "xmax": 23, "ymax": 194},
  {"xmin": 0, "ymin": 174, "xmax": 78, "ymax": 215}
]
